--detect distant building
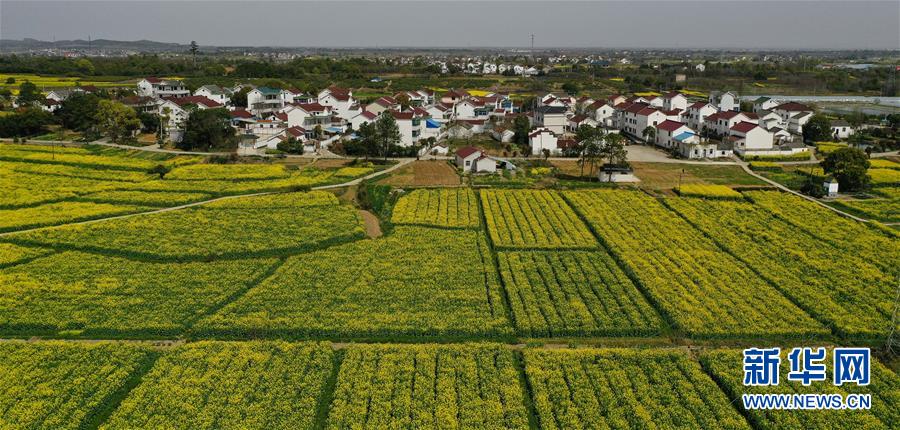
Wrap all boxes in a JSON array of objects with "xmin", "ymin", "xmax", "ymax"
[{"xmin": 137, "ymin": 77, "xmax": 190, "ymax": 99}]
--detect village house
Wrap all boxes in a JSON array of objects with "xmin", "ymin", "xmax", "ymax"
[
  {"xmin": 705, "ymin": 111, "xmax": 757, "ymax": 136},
  {"xmin": 455, "ymin": 146, "xmax": 483, "ymax": 170},
  {"xmin": 247, "ymin": 87, "xmax": 289, "ymax": 116},
  {"xmin": 683, "ymin": 101, "xmax": 717, "ymax": 131},
  {"xmin": 441, "ymin": 89, "xmax": 469, "ymax": 105},
  {"xmin": 586, "ymin": 101, "xmax": 616, "ymax": 127},
  {"xmin": 709, "ymin": 91, "xmax": 739, "ymax": 112},
  {"xmin": 283, "ymin": 102, "xmax": 332, "ymax": 129},
  {"xmin": 771, "ymin": 102, "xmax": 814, "ymax": 134},
  {"xmin": 137, "ymin": 77, "xmax": 190, "ymax": 99},
  {"xmin": 567, "ymin": 114, "xmax": 597, "ymax": 132},
  {"xmin": 528, "ymin": 127, "xmax": 560, "ymax": 155},
  {"xmin": 193, "ymin": 85, "xmax": 231, "ymax": 106},
  {"xmin": 831, "ymin": 120, "xmax": 855, "ymax": 139},
  {"xmin": 662, "ymin": 92, "xmax": 689, "ymax": 111},
  {"xmin": 365, "ymin": 96, "xmax": 399, "ymax": 116},
  {"xmin": 654, "ymin": 120, "xmax": 695, "ymax": 150},
  {"xmin": 157, "ymin": 96, "xmax": 223, "ymax": 129},
  {"xmin": 533, "ymin": 105, "xmax": 568, "ymax": 134},
  {"xmin": 752, "ymin": 96, "xmax": 780, "ymax": 113},
  {"xmin": 317, "ymin": 86, "xmax": 356, "ymax": 118},
  {"xmin": 728, "ymin": 121, "xmax": 774, "ymax": 153}
]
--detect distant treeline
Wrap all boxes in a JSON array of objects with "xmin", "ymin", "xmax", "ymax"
[{"xmin": 0, "ymin": 54, "xmax": 896, "ymax": 96}]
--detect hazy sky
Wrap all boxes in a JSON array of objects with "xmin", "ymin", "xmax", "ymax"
[{"xmin": 2, "ymin": 1, "xmax": 898, "ymax": 49}]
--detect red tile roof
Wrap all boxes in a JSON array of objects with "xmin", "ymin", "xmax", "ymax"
[
  {"xmin": 456, "ymin": 146, "xmax": 481, "ymax": 158},
  {"xmin": 636, "ymin": 107, "xmax": 661, "ymax": 116},
  {"xmin": 296, "ymin": 103, "xmax": 327, "ymax": 112},
  {"xmin": 230, "ymin": 109, "xmax": 253, "ymax": 119},
  {"xmin": 688, "ymin": 101, "xmax": 711, "ymax": 109},
  {"xmin": 624, "ymin": 102, "xmax": 650, "ymax": 114},
  {"xmin": 390, "ymin": 111, "xmax": 415, "ymax": 120},
  {"xmin": 656, "ymin": 120, "xmax": 686, "ymax": 132},
  {"xmin": 528, "ymin": 128, "xmax": 557, "ymax": 138},
  {"xmin": 570, "ymin": 114, "xmax": 589, "ymax": 123},
  {"xmin": 286, "ymin": 126, "xmax": 306, "ymax": 137},
  {"xmin": 730, "ymin": 121, "xmax": 758, "ymax": 133}
]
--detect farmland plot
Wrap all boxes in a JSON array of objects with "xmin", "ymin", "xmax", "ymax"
[
  {"xmin": 102, "ymin": 341, "xmax": 333, "ymax": 430},
  {"xmin": 481, "ymin": 189, "xmax": 596, "ymax": 249},
  {"xmin": 564, "ymin": 189, "xmax": 826, "ymax": 338},
  {"xmin": 0, "ymin": 252, "xmax": 279, "ymax": 337},
  {"xmin": 165, "ymin": 163, "xmax": 291, "ymax": 181},
  {"xmin": 326, "ymin": 343, "xmax": 529, "ymax": 429},
  {"xmin": 196, "ymin": 227, "xmax": 512, "ymax": 340},
  {"xmin": 0, "ymin": 341, "xmax": 152, "ymax": 430},
  {"xmin": 498, "ymin": 251, "xmax": 661, "ymax": 337},
  {"xmin": 0, "ymin": 201, "xmax": 151, "ymax": 233},
  {"xmin": 524, "ymin": 348, "xmax": 750, "ymax": 429},
  {"xmin": 0, "ymin": 242, "xmax": 52, "ymax": 267},
  {"xmin": 701, "ymin": 349, "xmax": 899, "ymax": 430},
  {"xmin": 391, "ymin": 188, "xmax": 479, "ymax": 228},
  {"xmin": 665, "ymin": 197, "xmax": 898, "ymax": 338},
  {"xmin": 7, "ymin": 191, "xmax": 364, "ymax": 260},
  {"xmin": 744, "ymin": 190, "xmax": 899, "ymax": 277}
]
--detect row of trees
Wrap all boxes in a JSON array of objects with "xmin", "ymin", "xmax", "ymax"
[{"xmin": 569, "ymin": 125, "xmax": 629, "ymax": 179}]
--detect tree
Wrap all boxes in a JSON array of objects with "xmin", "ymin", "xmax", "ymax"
[
  {"xmin": 148, "ymin": 164, "xmax": 171, "ymax": 179},
  {"xmin": 179, "ymin": 108, "xmax": 237, "ymax": 152},
  {"xmin": 57, "ymin": 92, "xmax": 100, "ymax": 131},
  {"xmin": 75, "ymin": 58, "xmax": 95, "ymax": 75},
  {"xmin": 821, "ymin": 146, "xmax": 870, "ymax": 192},
  {"xmin": 574, "ymin": 125, "xmax": 600, "ymax": 177},
  {"xmin": 356, "ymin": 121, "xmax": 379, "ymax": 160},
  {"xmin": 803, "ymin": 114, "xmax": 832, "ymax": 142},
  {"xmin": 230, "ymin": 86, "xmax": 251, "ymax": 108},
  {"xmin": 276, "ymin": 136, "xmax": 303, "ymax": 154},
  {"xmin": 0, "ymin": 108, "xmax": 53, "ymax": 137},
  {"xmin": 603, "ymin": 133, "xmax": 629, "ymax": 167},
  {"xmin": 642, "ymin": 126, "xmax": 656, "ymax": 144},
  {"xmin": 16, "ymin": 81, "xmax": 42, "ymax": 106},
  {"xmin": 4, "ymin": 77, "xmax": 14, "ymax": 84},
  {"xmin": 395, "ymin": 93, "xmax": 411, "ymax": 111},
  {"xmin": 512, "ymin": 115, "xmax": 531, "ymax": 149},
  {"xmin": 95, "ymin": 100, "xmax": 140, "ymax": 144},
  {"xmin": 189, "ymin": 41, "xmax": 199, "ymax": 66},
  {"xmin": 561, "ymin": 81, "xmax": 580, "ymax": 96},
  {"xmin": 375, "ymin": 111, "xmax": 401, "ymax": 159}
]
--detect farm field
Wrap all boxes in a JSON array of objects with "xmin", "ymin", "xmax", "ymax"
[
  {"xmin": 1, "ymin": 141, "xmax": 899, "ymax": 428},
  {"xmin": 524, "ymin": 348, "xmax": 751, "ymax": 429},
  {"xmin": 498, "ymin": 251, "xmax": 662, "ymax": 337},
  {"xmin": 6, "ymin": 191, "xmax": 364, "ymax": 260},
  {"xmin": 0, "ymin": 251, "xmax": 279, "ymax": 337},
  {"xmin": 564, "ymin": 189, "xmax": 828, "ymax": 339},
  {"xmin": 326, "ymin": 343, "xmax": 529, "ymax": 429},
  {"xmin": 0, "ymin": 341, "xmax": 153, "ymax": 430},
  {"xmin": 701, "ymin": 349, "xmax": 900, "ymax": 429},
  {"xmin": 195, "ymin": 226, "xmax": 512, "ymax": 340},
  {"xmin": 664, "ymin": 196, "xmax": 898, "ymax": 338},
  {"xmin": 481, "ymin": 189, "xmax": 597, "ymax": 249},
  {"xmin": 0, "ymin": 143, "xmax": 377, "ymax": 233},
  {"xmin": 391, "ymin": 187, "xmax": 479, "ymax": 228},
  {"xmin": 102, "ymin": 341, "xmax": 334, "ymax": 429}
]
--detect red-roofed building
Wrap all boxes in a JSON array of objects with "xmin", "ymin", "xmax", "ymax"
[
  {"xmin": 706, "ymin": 110, "xmax": 757, "ymax": 135},
  {"xmin": 729, "ymin": 121, "xmax": 774, "ymax": 152},
  {"xmin": 654, "ymin": 120, "xmax": 695, "ymax": 149}
]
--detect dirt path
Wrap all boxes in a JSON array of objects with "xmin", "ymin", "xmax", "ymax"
[{"xmin": 358, "ymin": 210, "xmax": 383, "ymax": 238}]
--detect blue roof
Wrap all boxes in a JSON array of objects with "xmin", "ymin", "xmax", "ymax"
[
  {"xmin": 426, "ymin": 118, "xmax": 442, "ymax": 128},
  {"xmin": 326, "ymin": 126, "xmax": 343, "ymax": 133},
  {"xmin": 674, "ymin": 131, "xmax": 695, "ymax": 142}
]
